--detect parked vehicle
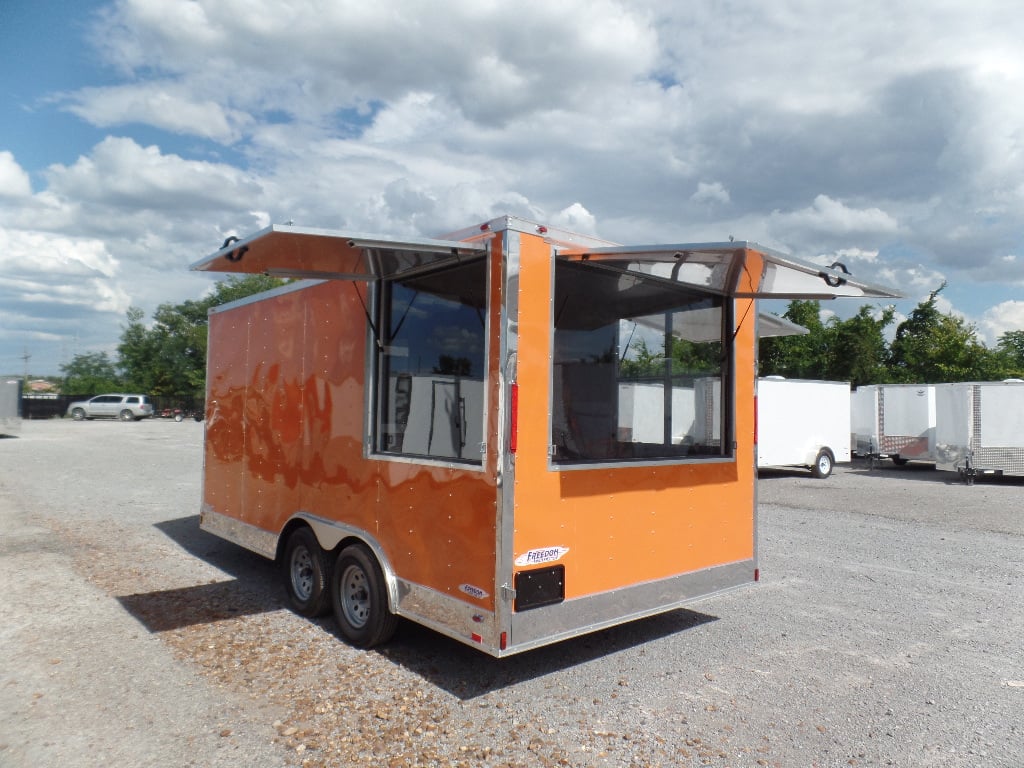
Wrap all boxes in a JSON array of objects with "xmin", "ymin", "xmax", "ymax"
[
  {"xmin": 934, "ymin": 379, "xmax": 1024, "ymax": 484},
  {"xmin": 191, "ymin": 216, "xmax": 898, "ymax": 656},
  {"xmin": 66, "ymin": 394, "xmax": 154, "ymax": 421},
  {"xmin": 851, "ymin": 384, "xmax": 937, "ymax": 466},
  {"xmin": 756, "ymin": 377, "xmax": 850, "ymax": 478},
  {"xmin": 155, "ymin": 407, "xmax": 203, "ymax": 422}
]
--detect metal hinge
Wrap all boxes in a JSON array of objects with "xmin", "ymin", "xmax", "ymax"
[{"xmin": 500, "ymin": 583, "xmax": 517, "ymax": 601}]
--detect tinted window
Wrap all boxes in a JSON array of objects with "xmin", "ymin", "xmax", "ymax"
[
  {"xmin": 551, "ymin": 259, "xmax": 730, "ymax": 464},
  {"xmin": 374, "ymin": 258, "xmax": 487, "ymax": 463}
]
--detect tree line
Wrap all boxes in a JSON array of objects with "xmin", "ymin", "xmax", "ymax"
[
  {"xmin": 60, "ymin": 277, "xmax": 1024, "ymax": 397},
  {"xmin": 759, "ymin": 285, "xmax": 1024, "ymax": 387}
]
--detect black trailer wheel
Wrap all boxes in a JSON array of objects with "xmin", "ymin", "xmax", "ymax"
[
  {"xmin": 811, "ymin": 448, "xmax": 834, "ymax": 478},
  {"xmin": 891, "ymin": 456, "xmax": 909, "ymax": 466},
  {"xmin": 282, "ymin": 527, "xmax": 332, "ymax": 617},
  {"xmin": 331, "ymin": 543, "xmax": 398, "ymax": 648}
]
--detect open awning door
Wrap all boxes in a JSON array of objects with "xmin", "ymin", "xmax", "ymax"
[
  {"xmin": 190, "ymin": 224, "xmax": 489, "ymax": 281},
  {"xmin": 556, "ymin": 241, "xmax": 901, "ymax": 300},
  {"xmin": 757, "ymin": 313, "xmax": 810, "ymax": 338}
]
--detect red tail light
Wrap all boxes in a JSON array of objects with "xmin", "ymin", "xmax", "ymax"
[{"xmin": 509, "ymin": 383, "xmax": 519, "ymax": 453}]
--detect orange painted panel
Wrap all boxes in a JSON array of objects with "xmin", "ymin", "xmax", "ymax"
[
  {"xmin": 203, "ymin": 272, "xmax": 499, "ymax": 611},
  {"xmin": 511, "ymin": 234, "xmax": 761, "ymax": 600}
]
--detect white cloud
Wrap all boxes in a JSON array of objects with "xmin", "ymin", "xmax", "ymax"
[
  {"xmin": 65, "ymin": 83, "xmax": 251, "ymax": 143},
  {"xmin": 0, "ymin": 152, "xmax": 32, "ymax": 198},
  {"xmin": 980, "ymin": 301, "xmax": 1024, "ymax": 345},
  {"xmin": 550, "ymin": 203, "xmax": 597, "ymax": 235},
  {"xmin": 691, "ymin": 181, "xmax": 730, "ymax": 205},
  {"xmin": 772, "ymin": 195, "xmax": 900, "ymax": 236},
  {"xmin": 89, "ymin": 0, "xmax": 658, "ymax": 130},
  {"xmin": 44, "ymin": 136, "xmax": 262, "ymax": 213},
  {"xmin": 0, "ymin": 229, "xmax": 120, "ymax": 281}
]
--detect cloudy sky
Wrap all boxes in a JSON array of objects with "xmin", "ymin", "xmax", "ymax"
[{"xmin": 2, "ymin": 0, "xmax": 1023, "ymax": 376}]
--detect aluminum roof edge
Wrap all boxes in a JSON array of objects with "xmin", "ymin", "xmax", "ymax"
[
  {"xmin": 189, "ymin": 223, "xmax": 488, "ymax": 272},
  {"xmin": 755, "ymin": 247, "xmax": 902, "ymax": 300},
  {"xmin": 557, "ymin": 239, "xmax": 902, "ymax": 300},
  {"xmin": 439, "ymin": 215, "xmax": 619, "ymax": 250},
  {"xmin": 758, "ymin": 313, "xmax": 810, "ymax": 338}
]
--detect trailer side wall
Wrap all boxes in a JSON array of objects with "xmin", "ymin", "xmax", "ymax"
[{"xmin": 202, "ymin": 277, "xmax": 500, "ymax": 616}]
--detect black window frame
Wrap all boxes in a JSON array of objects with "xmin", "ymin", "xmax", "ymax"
[
  {"xmin": 370, "ymin": 257, "xmax": 490, "ymax": 467},
  {"xmin": 549, "ymin": 258, "xmax": 735, "ymax": 468}
]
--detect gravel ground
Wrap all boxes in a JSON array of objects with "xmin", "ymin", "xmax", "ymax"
[{"xmin": 1, "ymin": 419, "xmax": 1021, "ymax": 767}]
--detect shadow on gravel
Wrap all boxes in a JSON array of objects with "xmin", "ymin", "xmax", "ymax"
[
  {"xmin": 118, "ymin": 581, "xmax": 277, "ymax": 632},
  {"xmin": 757, "ymin": 460, "xmax": 1024, "ymax": 487},
  {"xmin": 117, "ymin": 515, "xmax": 284, "ymax": 633},
  {"xmin": 370, "ymin": 607, "xmax": 718, "ymax": 700},
  {"xmin": 128, "ymin": 516, "xmax": 718, "ymax": 698},
  {"xmin": 847, "ymin": 461, "xmax": 1024, "ymax": 486}
]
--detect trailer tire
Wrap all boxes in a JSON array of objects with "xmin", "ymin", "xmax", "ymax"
[
  {"xmin": 331, "ymin": 543, "xmax": 398, "ymax": 649},
  {"xmin": 282, "ymin": 527, "xmax": 332, "ymax": 617},
  {"xmin": 891, "ymin": 456, "xmax": 909, "ymax": 466},
  {"xmin": 811, "ymin": 449, "xmax": 834, "ymax": 478}
]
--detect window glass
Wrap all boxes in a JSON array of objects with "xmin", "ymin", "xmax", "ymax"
[
  {"xmin": 552, "ymin": 259, "xmax": 730, "ymax": 464},
  {"xmin": 375, "ymin": 259, "xmax": 487, "ymax": 463}
]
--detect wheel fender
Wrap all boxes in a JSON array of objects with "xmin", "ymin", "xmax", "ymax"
[
  {"xmin": 292, "ymin": 513, "xmax": 400, "ymax": 612},
  {"xmin": 804, "ymin": 445, "xmax": 826, "ymax": 467}
]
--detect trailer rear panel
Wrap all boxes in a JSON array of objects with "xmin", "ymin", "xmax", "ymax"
[
  {"xmin": 935, "ymin": 380, "xmax": 1024, "ymax": 480},
  {"xmin": 851, "ymin": 384, "xmax": 936, "ymax": 463}
]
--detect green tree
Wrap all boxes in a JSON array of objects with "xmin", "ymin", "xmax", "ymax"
[
  {"xmin": 758, "ymin": 300, "xmax": 828, "ymax": 378},
  {"xmin": 823, "ymin": 304, "xmax": 896, "ymax": 387},
  {"xmin": 887, "ymin": 284, "xmax": 997, "ymax": 382},
  {"xmin": 61, "ymin": 351, "xmax": 121, "ymax": 395},
  {"xmin": 994, "ymin": 330, "xmax": 1024, "ymax": 379},
  {"xmin": 620, "ymin": 334, "xmax": 722, "ymax": 378},
  {"xmin": 118, "ymin": 307, "xmax": 160, "ymax": 393}
]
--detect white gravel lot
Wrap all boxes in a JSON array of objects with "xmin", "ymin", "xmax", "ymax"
[{"xmin": 1, "ymin": 419, "xmax": 1021, "ymax": 767}]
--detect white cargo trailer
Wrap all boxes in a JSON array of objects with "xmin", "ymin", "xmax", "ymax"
[
  {"xmin": 0, "ymin": 379, "xmax": 21, "ymax": 436},
  {"xmin": 850, "ymin": 383, "xmax": 937, "ymax": 466},
  {"xmin": 756, "ymin": 377, "xmax": 850, "ymax": 477},
  {"xmin": 934, "ymin": 380, "xmax": 1024, "ymax": 484}
]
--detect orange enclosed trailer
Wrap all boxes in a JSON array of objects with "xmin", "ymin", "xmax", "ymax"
[{"xmin": 191, "ymin": 215, "xmax": 898, "ymax": 656}]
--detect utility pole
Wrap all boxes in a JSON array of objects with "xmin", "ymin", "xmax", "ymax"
[{"xmin": 21, "ymin": 348, "xmax": 30, "ymax": 388}]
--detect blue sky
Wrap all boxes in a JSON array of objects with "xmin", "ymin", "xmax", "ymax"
[{"xmin": 2, "ymin": 0, "xmax": 1023, "ymax": 376}]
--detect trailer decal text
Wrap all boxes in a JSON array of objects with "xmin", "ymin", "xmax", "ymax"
[
  {"xmin": 459, "ymin": 584, "xmax": 489, "ymax": 600},
  {"xmin": 515, "ymin": 547, "xmax": 569, "ymax": 566}
]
